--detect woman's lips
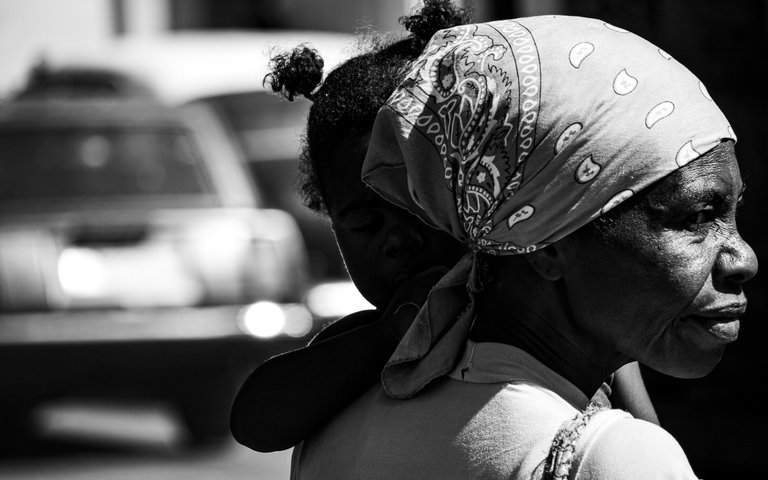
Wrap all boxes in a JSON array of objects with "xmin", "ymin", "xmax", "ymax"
[
  {"xmin": 701, "ymin": 317, "xmax": 740, "ymax": 342},
  {"xmin": 682, "ymin": 311, "xmax": 743, "ymax": 343}
]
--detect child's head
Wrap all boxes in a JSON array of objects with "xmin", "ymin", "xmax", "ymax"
[{"xmin": 265, "ymin": 0, "xmax": 469, "ymax": 308}]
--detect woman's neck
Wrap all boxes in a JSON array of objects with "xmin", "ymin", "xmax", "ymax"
[{"xmin": 469, "ymin": 265, "xmax": 626, "ymax": 399}]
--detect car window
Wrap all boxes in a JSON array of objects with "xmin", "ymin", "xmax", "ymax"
[
  {"xmin": 0, "ymin": 127, "xmax": 214, "ymax": 201},
  {"xmin": 193, "ymin": 91, "xmax": 308, "ymax": 162},
  {"xmin": 193, "ymin": 91, "xmax": 348, "ymax": 279}
]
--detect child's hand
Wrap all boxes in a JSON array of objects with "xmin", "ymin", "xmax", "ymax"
[{"xmin": 378, "ymin": 266, "xmax": 449, "ymax": 345}]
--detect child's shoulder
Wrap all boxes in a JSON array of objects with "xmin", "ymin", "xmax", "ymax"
[{"xmin": 310, "ymin": 309, "xmax": 380, "ymax": 344}]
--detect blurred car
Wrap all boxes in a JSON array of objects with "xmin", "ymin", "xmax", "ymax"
[
  {"xmin": 14, "ymin": 64, "xmax": 159, "ymax": 101},
  {"xmin": 16, "ymin": 30, "xmax": 369, "ymax": 312},
  {"xmin": 0, "ymin": 31, "xmax": 376, "ymax": 445},
  {"xmin": 0, "ymin": 95, "xmax": 318, "ymax": 444},
  {"xmin": 192, "ymin": 90, "xmax": 348, "ymax": 280}
]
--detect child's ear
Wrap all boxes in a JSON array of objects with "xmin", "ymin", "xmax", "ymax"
[{"xmin": 524, "ymin": 246, "xmax": 563, "ymax": 281}]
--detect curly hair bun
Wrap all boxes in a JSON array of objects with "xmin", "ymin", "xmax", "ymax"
[
  {"xmin": 400, "ymin": 0, "xmax": 471, "ymax": 48},
  {"xmin": 264, "ymin": 45, "xmax": 325, "ymax": 101}
]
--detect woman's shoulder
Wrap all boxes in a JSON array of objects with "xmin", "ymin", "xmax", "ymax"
[{"xmin": 571, "ymin": 410, "xmax": 699, "ymax": 479}]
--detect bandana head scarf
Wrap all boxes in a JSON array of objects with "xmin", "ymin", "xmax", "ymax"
[{"xmin": 362, "ymin": 16, "xmax": 735, "ymax": 398}]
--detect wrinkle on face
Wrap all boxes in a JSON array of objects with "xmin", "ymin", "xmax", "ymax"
[{"xmin": 554, "ymin": 141, "xmax": 756, "ymax": 378}]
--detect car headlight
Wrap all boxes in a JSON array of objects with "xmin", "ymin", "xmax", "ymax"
[
  {"xmin": 237, "ymin": 301, "xmax": 313, "ymax": 339},
  {"xmin": 57, "ymin": 248, "xmax": 109, "ymax": 298}
]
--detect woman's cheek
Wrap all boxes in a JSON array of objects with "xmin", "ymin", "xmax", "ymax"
[{"xmin": 665, "ymin": 243, "xmax": 714, "ymax": 301}]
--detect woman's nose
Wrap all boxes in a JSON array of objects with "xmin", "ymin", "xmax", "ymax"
[
  {"xmin": 382, "ymin": 226, "xmax": 425, "ymax": 259},
  {"xmin": 717, "ymin": 231, "xmax": 759, "ymax": 289}
]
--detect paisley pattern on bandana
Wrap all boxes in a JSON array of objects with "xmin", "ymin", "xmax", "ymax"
[
  {"xmin": 363, "ymin": 16, "xmax": 734, "ymax": 255},
  {"xmin": 361, "ymin": 16, "xmax": 735, "ymax": 399}
]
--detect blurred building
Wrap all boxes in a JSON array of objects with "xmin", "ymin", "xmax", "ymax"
[{"xmin": 0, "ymin": 0, "xmax": 557, "ymax": 97}]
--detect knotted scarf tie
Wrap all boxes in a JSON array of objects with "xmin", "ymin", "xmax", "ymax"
[{"xmin": 362, "ymin": 16, "xmax": 734, "ymax": 398}]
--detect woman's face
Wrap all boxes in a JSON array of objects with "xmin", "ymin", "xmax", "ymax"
[
  {"xmin": 321, "ymin": 132, "xmax": 466, "ymax": 309},
  {"xmin": 557, "ymin": 142, "xmax": 757, "ymax": 378}
]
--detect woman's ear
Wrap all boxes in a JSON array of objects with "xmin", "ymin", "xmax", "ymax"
[{"xmin": 524, "ymin": 245, "xmax": 563, "ymax": 281}]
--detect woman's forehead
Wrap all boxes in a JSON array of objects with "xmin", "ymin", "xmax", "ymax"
[
  {"xmin": 362, "ymin": 17, "xmax": 736, "ymax": 254},
  {"xmin": 644, "ymin": 142, "xmax": 741, "ymax": 205},
  {"xmin": 578, "ymin": 141, "xmax": 741, "ymax": 243}
]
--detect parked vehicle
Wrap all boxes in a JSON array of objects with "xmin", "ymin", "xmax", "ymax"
[
  {"xmin": 0, "ymin": 31, "xmax": 372, "ymax": 445},
  {"xmin": 0, "ymin": 95, "xmax": 315, "ymax": 444},
  {"xmin": 15, "ymin": 30, "xmax": 364, "ymax": 307}
]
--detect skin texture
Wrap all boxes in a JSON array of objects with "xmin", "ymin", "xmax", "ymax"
[
  {"xmin": 229, "ymin": 132, "xmax": 465, "ymax": 452},
  {"xmin": 323, "ymin": 131, "xmax": 466, "ymax": 309},
  {"xmin": 559, "ymin": 140, "xmax": 757, "ymax": 378},
  {"xmin": 232, "ymin": 131, "xmax": 704, "ymax": 453},
  {"xmin": 474, "ymin": 141, "xmax": 758, "ymax": 397}
]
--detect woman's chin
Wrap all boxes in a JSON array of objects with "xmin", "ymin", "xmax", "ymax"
[{"xmin": 647, "ymin": 350, "xmax": 725, "ymax": 379}]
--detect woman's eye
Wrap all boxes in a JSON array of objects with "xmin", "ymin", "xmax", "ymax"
[
  {"xmin": 684, "ymin": 208, "xmax": 715, "ymax": 227},
  {"xmin": 689, "ymin": 212, "xmax": 707, "ymax": 225}
]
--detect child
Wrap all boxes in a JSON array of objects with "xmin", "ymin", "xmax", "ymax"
[{"xmin": 229, "ymin": 0, "xmax": 658, "ymax": 454}]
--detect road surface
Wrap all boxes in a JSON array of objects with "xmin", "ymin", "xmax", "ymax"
[{"xmin": 0, "ymin": 400, "xmax": 292, "ymax": 480}]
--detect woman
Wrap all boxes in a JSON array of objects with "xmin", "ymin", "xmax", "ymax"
[
  {"xmin": 230, "ymin": 3, "xmax": 658, "ymax": 457},
  {"xmin": 296, "ymin": 15, "xmax": 757, "ymax": 479}
]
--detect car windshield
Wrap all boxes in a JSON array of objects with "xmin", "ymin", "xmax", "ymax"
[
  {"xmin": 0, "ymin": 127, "xmax": 213, "ymax": 202},
  {"xmin": 194, "ymin": 91, "xmax": 308, "ymax": 163}
]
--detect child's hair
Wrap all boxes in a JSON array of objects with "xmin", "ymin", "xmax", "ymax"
[{"xmin": 264, "ymin": 0, "xmax": 471, "ymax": 215}]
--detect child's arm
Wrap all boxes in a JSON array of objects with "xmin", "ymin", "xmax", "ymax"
[
  {"xmin": 610, "ymin": 361, "xmax": 660, "ymax": 425},
  {"xmin": 229, "ymin": 268, "xmax": 446, "ymax": 452}
]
